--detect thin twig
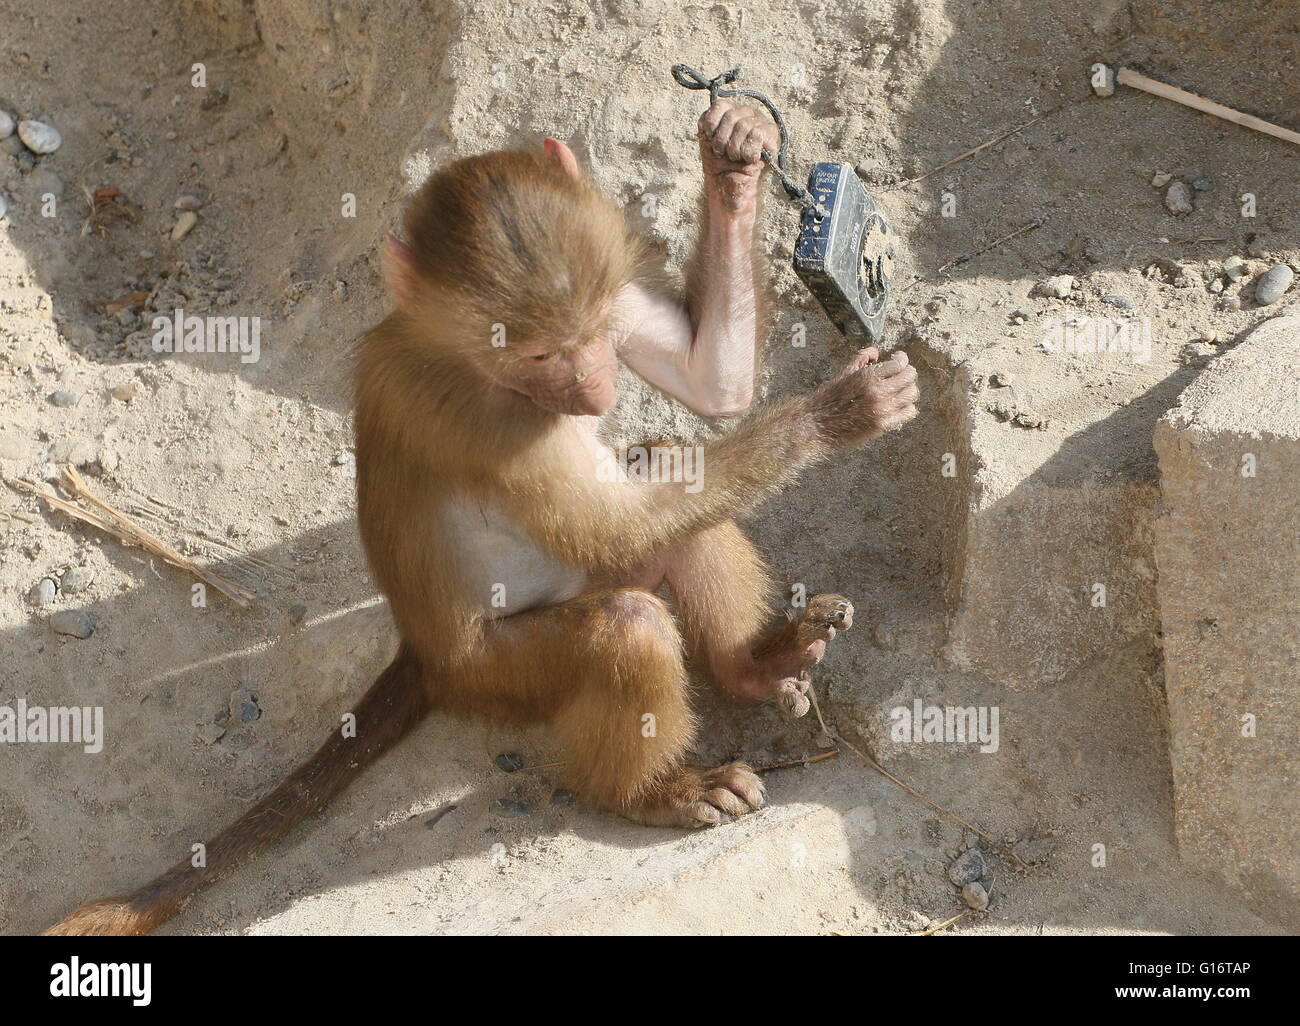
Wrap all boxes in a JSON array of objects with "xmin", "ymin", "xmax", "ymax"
[
  {"xmin": 904, "ymin": 217, "xmax": 1046, "ymax": 290},
  {"xmin": 753, "ymin": 749, "xmax": 840, "ymax": 773},
  {"xmin": 807, "ymin": 687, "xmax": 1028, "ymax": 868},
  {"xmin": 894, "ymin": 109, "xmax": 1060, "ymax": 187},
  {"xmin": 517, "ymin": 760, "xmax": 567, "ymax": 773},
  {"xmin": 915, "ymin": 909, "xmax": 970, "ymax": 936}
]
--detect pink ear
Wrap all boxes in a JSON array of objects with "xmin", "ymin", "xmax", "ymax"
[
  {"xmin": 384, "ymin": 233, "xmax": 416, "ymax": 308},
  {"xmin": 543, "ymin": 137, "xmax": 583, "ymax": 181}
]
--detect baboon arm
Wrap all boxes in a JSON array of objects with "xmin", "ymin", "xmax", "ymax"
[
  {"xmin": 503, "ymin": 398, "xmax": 824, "ymax": 575},
  {"xmin": 618, "ymin": 199, "xmax": 767, "ymax": 419}
]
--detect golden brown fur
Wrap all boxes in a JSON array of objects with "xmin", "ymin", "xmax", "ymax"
[{"xmin": 45, "ymin": 134, "xmax": 918, "ymax": 935}]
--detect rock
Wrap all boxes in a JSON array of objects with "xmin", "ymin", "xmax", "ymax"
[
  {"xmin": 171, "ymin": 210, "xmax": 197, "ymax": 241},
  {"xmin": 1221, "ymin": 295, "xmax": 1242, "ymax": 311},
  {"xmin": 229, "ymin": 687, "xmax": 261, "ymax": 723},
  {"xmin": 1013, "ymin": 408, "xmax": 1047, "ymax": 430},
  {"xmin": 1222, "ymin": 255, "xmax": 1248, "ymax": 282},
  {"xmin": 1254, "ymin": 264, "xmax": 1294, "ymax": 306},
  {"xmin": 16, "ymin": 119, "xmax": 61, "ymax": 154},
  {"xmin": 1036, "ymin": 274, "xmax": 1074, "ymax": 299},
  {"xmin": 109, "ymin": 381, "xmax": 140, "ymax": 402},
  {"xmin": 0, "ymin": 110, "xmax": 13, "ymax": 138},
  {"xmin": 197, "ymin": 723, "xmax": 227, "ymax": 745},
  {"xmin": 490, "ymin": 797, "xmax": 531, "ymax": 818},
  {"xmin": 173, "ymin": 193, "xmax": 205, "ymax": 211},
  {"xmin": 989, "ymin": 371, "xmax": 1013, "ymax": 388},
  {"xmin": 1165, "ymin": 181, "xmax": 1194, "ymax": 215},
  {"xmin": 49, "ymin": 390, "xmax": 78, "ymax": 407},
  {"xmin": 60, "ymin": 566, "xmax": 95, "ymax": 594},
  {"xmin": 1192, "ymin": 176, "xmax": 1211, "ymax": 191},
  {"xmin": 962, "ymin": 881, "xmax": 990, "ymax": 911},
  {"xmin": 1102, "ymin": 294, "xmax": 1133, "ymax": 309},
  {"xmin": 494, "ymin": 752, "xmax": 525, "ymax": 773},
  {"xmin": 0, "ymin": 134, "xmax": 23, "ymax": 156},
  {"xmin": 28, "ymin": 578, "xmax": 57, "ymax": 606},
  {"xmin": 947, "ymin": 847, "xmax": 986, "ymax": 886},
  {"xmin": 1155, "ymin": 316, "xmax": 1300, "ymax": 902},
  {"xmin": 50, "ymin": 609, "xmax": 94, "ymax": 638},
  {"xmin": 1151, "ymin": 172, "xmax": 1171, "ymax": 188},
  {"xmin": 1246, "ymin": 235, "xmax": 1269, "ymax": 258},
  {"xmin": 1208, "ymin": 278, "xmax": 1224, "ymax": 294}
]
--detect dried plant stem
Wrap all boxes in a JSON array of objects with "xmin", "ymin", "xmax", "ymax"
[
  {"xmin": 915, "ymin": 909, "xmax": 971, "ymax": 936},
  {"xmin": 807, "ymin": 687, "xmax": 1028, "ymax": 868},
  {"xmin": 14, "ymin": 466, "xmax": 255, "ymax": 606}
]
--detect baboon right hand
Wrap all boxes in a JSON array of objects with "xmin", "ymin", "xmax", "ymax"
[{"xmin": 808, "ymin": 348, "xmax": 919, "ymax": 447}]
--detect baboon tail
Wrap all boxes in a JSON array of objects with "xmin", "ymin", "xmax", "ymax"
[{"xmin": 43, "ymin": 646, "xmax": 430, "ymax": 936}]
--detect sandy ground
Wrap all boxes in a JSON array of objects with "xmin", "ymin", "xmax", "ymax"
[{"xmin": 1, "ymin": 0, "xmax": 1296, "ymax": 934}]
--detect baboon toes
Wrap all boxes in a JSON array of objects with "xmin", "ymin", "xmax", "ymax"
[{"xmin": 627, "ymin": 761, "xmax": 766, "ymax": 828}]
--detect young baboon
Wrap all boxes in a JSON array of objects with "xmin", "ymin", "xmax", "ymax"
[{"xmin": 46, "ymin": 100, "xmax": 918, "ymax": 935}]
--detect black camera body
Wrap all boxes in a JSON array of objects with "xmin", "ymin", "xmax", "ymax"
[{"xmin": 792, "ymin": 163, "xmax": 895, "ymax": 345}]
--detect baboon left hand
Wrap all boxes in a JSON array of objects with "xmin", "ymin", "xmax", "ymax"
[{"xmin": 698, "ymin": 99, "xmax": 780, "ymax": 210}]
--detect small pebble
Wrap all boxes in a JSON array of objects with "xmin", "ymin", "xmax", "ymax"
[
  {"xmin": 1254, "ymin": 264, "xmax": 1294, "ymax": 306},
  {"xmin": 948, "ymin": 847, "xmax": 987, "ymax": 886},
  {"xmin": 962, "ymin": 881, "xmax": 990, "ymax": 911},
  {"xmin": 490, "ymin": 798, "xmax": 531, "ymax": 818},
  {"xmin": 171, "ymin": 210, "xmax": 198, "ymax": 241},
  {"xmin": 1165, "ymin": 181, "xmax": 1194, "ymax": 215},
  {"xmin": 1102, "ymin": 294, "xmax": 1133, "ymax": 309},
  {"xmin": 989, "ymin": 371, "xmax": 1013, "ymax": 388},
  {"xmin": 0, "ymin": 134, "xmax": 23, "ymax": 156},
  {"xmin": 109, "ymin": 381, "xmax": 140, "ymax": 402},
  {"xmin": 229, "ymin": 687, "xmax": 261, "ymax": 723},
  {"xmin": 494, "ymin": 752, "xmax": 525, "ymax": 773},
  {"xmin": 1208, "ymin": 279, "xmax": 1224, "ymax": 294},
  {"xmin": 49, "ymin": 390, "xmax": 78, "ymax": 407},
  {"xmin": 1222, "ymin": 255, "xmax": 1247, "ymax": 282},
  {"xmin": 0, "ymin": 110, "xmax": 13, "ymax": 138},
  {"xmin": 173, "ymin": 193, "xmax": 205, "ymax": 211},
  {"xmin": 1192, "ymin": 176, "xmax": 1211, "ymax": 191},
  {"xmin": 50, "ymin": 609, "xmax": 94, "ymax": 639},
  {"xmin": 1221, "ymin": 295, "xmax": 1242, "ymax": 311},
  {"xmin": 60, "ymin": 566, "xmax": 95, "ymax": 594},
  {"xmin": 28, "ymin": 578, "xmax": 57, "ymax": 607},
  {"xmin": 1037, "ymin": 274, "xmax": 1074, "ymax": 299},
  {"xmin": 17, "ymin": 119, "xmax": 61, "ymax": 154},
  {"xmin": 1151, "ymin": 172, "xmax": 1171, "ymax": 188}
]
